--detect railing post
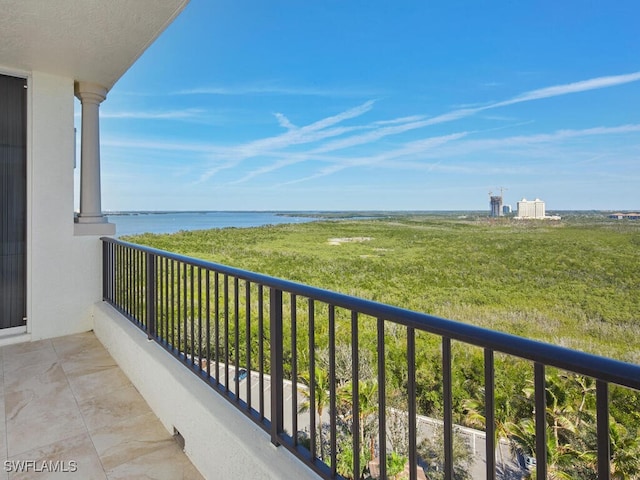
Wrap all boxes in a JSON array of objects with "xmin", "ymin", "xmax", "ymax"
[
  {"xmin": 102, "ymin": 240, "xmax": 108, "ymax": 301},
  {"xmin": 442, "ymin": 337, "xmax": 453, "ymax": 480},
  {"xmin": 484, "ymin": 349, "xmax": 496, "ymax": 480},
  {"xmin": 270, "ymin": 287, "xmax": 284, "ymax": 446},
  {"xmin": 534, "ymin": 363, "xmax": 547, "ymax": 480},
  {"xmin": 596, "ymin": 380, "xmax": 610, "ymax": 480},
  {"xmin": 146, "ymin": 252, "xmax": 157, "ymax": 340},
  {"xmin": 377, "ymin": 317, "xmax": 387, "ymax": 480},
  {"xmin": 407, "ymin": 327, "xmax": 417, "ymax": 480}
]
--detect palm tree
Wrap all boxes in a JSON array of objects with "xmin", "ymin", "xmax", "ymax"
[
  {"xmin": 512, "ymin": 372, "xmax": 594, "ymax": 479},
  {"xmin": 339, "ymin": 379, "xmax": 379, "ymax": 468},
  {"xmin": 461, "ymin": 388, "xmax": 518, "ymax": 470},
  {"xmin": 544, "ymin": 376, "xmax": 578, "ymax": 453},
  {"xmin": 509, "ymin": 419, "xmax": 578, "ymax": 480},
  {"xmin": 299, "ymin": 368, "xmax": 331, "ymax": 461},
  {"xmin": 609, "ymin": 419, "xmax": 640, "ymax": 479},
  {"xmin": 570, "ymin": 375, "xmax": 596, "ymax": 425}
]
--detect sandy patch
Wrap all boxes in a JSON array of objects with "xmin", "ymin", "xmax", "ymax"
[{"xmin": 328, "ymin": 237, "xmax": 373, "ymax": 246}]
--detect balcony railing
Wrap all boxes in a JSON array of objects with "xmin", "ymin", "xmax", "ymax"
[{"xmin": 101, "ymin": 237, "xmax": 640, "ymax": 480}]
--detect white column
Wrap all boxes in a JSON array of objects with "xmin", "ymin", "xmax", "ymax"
[{"xmin": 75, "ymin": 81, "xmax": 107, "ymax": 224}]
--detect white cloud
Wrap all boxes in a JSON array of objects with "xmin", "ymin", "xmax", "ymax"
[
  {"xmin": 101, "ymin": 108, "xmax": 204, "ymax": 119},
  {"xmin": 373, "ymin": 115, "xmax": 426, "ymax": 125},
  {"xmin": 207, "ymin": 69, "xmax": 640, "ymax": 183},
  {"xmin": 176, "ymin": 84, "xmax": 382, "ymax": 97},
  {"xmin": 453, "ymin": 124, "xmax": 640, "ymax": 151},
  {"xmin": 434, "ymin": 71, "xmax": 640, "ymax": 125},
  {"xmin": 274, "ymin": 113, "xmax": 296, "ymax": 130},
  {"xmin": 493, "ymin": 71, "xmax": 640, "ymax": 107},
  {"xmin": 276, "ymin": 132, "xmax": 469, "ymax": 186},
  {"xmin": 195, "ymin": 100, "xmax": 376, "ymax": 183},
  {"xmin": 102, "ymin": 137, "xmax": 217, "ymax": 153},
  {"xmin": 108, "ymin": 71, "xmax": 640, "ymax": 191},
  {"xmin": 275, "ymin": 123, "xmax": 640, "ymax": 185}
]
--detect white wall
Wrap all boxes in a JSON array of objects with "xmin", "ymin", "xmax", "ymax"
[
  {"xmin": 26, "ymin": 71, "xmax": 105, "ymax": 340},
  {"xmin": 94, "ymin": 302, "xmax": 322, "ymax": 480}
]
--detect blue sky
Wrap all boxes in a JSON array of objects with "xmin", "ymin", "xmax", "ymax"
[{"xmin": 79, "ymin": 0, "xmax": 640, "ymax": 211}]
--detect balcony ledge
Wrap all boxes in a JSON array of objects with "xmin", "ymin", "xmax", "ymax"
[{"xmin": 74, "ymin": 221, "xmax": 115, "ymax": 236}]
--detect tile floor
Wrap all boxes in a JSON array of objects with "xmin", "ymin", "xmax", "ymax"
[{"xmin": 0, "ymin": 332, "xmax": 204, "ymax": 479}]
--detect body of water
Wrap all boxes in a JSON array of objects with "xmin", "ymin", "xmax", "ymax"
[{"xmin": 106, "ymin": 211, "xmax": 316, "ymax": 237}]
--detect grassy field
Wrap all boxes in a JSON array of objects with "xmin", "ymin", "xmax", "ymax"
[{"xmin": 124, "ymin": 213, "xmax": 640, "ymax": 363}]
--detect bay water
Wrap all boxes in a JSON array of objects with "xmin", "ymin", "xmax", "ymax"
[{"xmin": 106, "ymin": 211, "xmax": 315, "ymax": 237}]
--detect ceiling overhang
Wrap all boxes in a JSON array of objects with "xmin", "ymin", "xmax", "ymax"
[{"xmin": 0, "ymin": 0, "xmax": 190, "ymax": 90}]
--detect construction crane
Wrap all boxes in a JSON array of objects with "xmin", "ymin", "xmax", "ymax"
[{"xmin": 488, "ymin": 187, "xmax": 508, "ymax": 198}]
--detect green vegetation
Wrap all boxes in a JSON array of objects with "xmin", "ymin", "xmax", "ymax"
[
  {"xmin": 124, "ymin": 213, "xmax": 640, "ymax": 479},
  {"xmin": 126, "ymin": 214, "xmax": 640, "ymax": 363}
]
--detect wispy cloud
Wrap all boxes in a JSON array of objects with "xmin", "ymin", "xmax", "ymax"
[
  {"xmin": 311, "ymin": 117, "xmax": 464, "ymax": 154},
  {"xmin": 110, "ymin": 71, "xmax": 640, "ymax": 190},
  {"xmin": 439, "ymin": 71, "xmax": 640, "ymax": 126},
  {"xmin": 271, "ymin": 122, "xmax": 640, "ymax": 186},
  {"xmin": 493, "ymin": 71, "xmax": 640, "ymax": 107},
  {"xmin": 209, "ymin": 72, "xmax": 640, "ymax": 184},
  {"xmin": 102, "ymin": 138, "xmax": 212, "ymax": 152},
  {"xmin": 373, "ymin": 115, "xmax": 426, "ymax": 126},
  {"xmin": 276, "ymin": 132, "xmax": 469, "ymax": 186},
  {"xmin": 176, "ymin": 84, "xmax": 382, "ymax": 97},
  {"xmin": 407, "ymin": 124, "xmax": 640, "ymax": 160},
  {"xmin": 195, "ymin": 100, "xmax": 376, "ymax": 182},
  {"xmin": 101, "ymin": 108, "xmax": 204, "ymax": 120},
  {"xmin": 274, "ymin": 113, "xmax": 296, "ymax": 130},
  {"xmin": 229, "ymin": 157, "xmax": 304, "ymax": 185}
]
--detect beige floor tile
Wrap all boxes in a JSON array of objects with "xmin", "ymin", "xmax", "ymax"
[
  {"xmin": 1, "ymin": 340, "xmax": 52, "ymax": 358},
  {"xmin": 78, "ymin": 384, "xmax": 149, "ymax": 433},
  {"xmin": 66, "ymin": 365, "xmax": 132, "ymax": 404},
  {"xmin": 2, "ymin": 345, "xmax": 58, "ymax": 374},
  {"xmin": 60, "ymin": 348, "xmax": 117, "ymax": 378},
  {"xmin": 91, "ymin": 411, "xmax": 174, "ymax": 471},
  {"xmin": 105, "ymin": 441, "xmax": 204, "ymax": 480},
  {"xmin": 3, "ymin": 362, "xmax": 67, "ymax": 398},
  {"xmin": 7, "ymin": 432, "xmax": 106, "ymax": 480},
  {"xmin": 0, "ymin": 395, "xmax": 7, "ymax": 461},
  {"xmin": 5, "ymin": 387, "xmax": 87, "ymax": 457},
  {"xmin": 51, "ymin": 332, "xmax": 102, "ymax": 361}
]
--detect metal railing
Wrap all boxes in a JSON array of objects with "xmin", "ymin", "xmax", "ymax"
[{"xmin": 101, "ymin": 237, "xmax": 640, "ymax": 480}]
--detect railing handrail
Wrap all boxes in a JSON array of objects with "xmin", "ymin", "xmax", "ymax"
[{"xmin": 101, "ymin": 237, "xmax": 640, "ymax": 392}]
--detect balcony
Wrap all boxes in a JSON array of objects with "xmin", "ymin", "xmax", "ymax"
[
  {"xmin": 2, "ymin": 242, "xmax": 636, "ymax": 480},
  {"xmin": 94, "ymin": 237, "xmax": 640, "ymax": 480}
]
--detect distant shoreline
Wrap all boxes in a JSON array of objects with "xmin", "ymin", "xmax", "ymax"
[{"xmin": 102, "ymin": 209, "xmax": 635, "ymax": 218}]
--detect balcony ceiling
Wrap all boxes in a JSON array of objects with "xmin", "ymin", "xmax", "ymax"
[{"xmin": 0, "ymin": 0, "xmax": 189, "ymax": 89}]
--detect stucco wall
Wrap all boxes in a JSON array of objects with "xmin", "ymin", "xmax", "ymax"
[
  {"xmin": 93, "ymin": 301, "xmax": 322, "ymax": 480},
  {"xmin": 27, "ymin": 71, "xmax": 103, "ymax": 339}
]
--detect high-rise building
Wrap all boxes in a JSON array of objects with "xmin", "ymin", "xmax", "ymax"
[
  {"xmin": 517, "ymin": 198, "xmax": 546, "ymax": 219},
  {"xmin": 490, "ymin": 196, "xmax": 503, "ymax": 217}
]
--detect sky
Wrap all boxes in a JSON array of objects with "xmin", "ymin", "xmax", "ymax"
[{"xmin": 77, "ymin": 0, "xmax": 640, "ymax": 212}]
